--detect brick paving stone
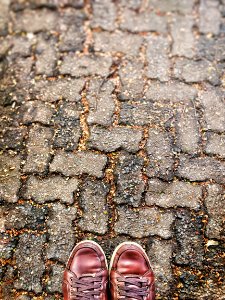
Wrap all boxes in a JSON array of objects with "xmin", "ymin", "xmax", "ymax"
[
  {"xmin": 174, "ymin": 210, "xmax": 204, "ymax": 266},
  {"xmin": 12, "ymin": 9, "xmax": 58, "ymax": 33},
  {"xmin": 50, "ymin": 150, "xmax": 107, "ymax": 178},
  {"xmin": 205, "ymin": 132, "xmax": 225, "ymax": 158},
  {"xmin": 149, "ymin": 0, "xmax": 194, "ymax": 14},
  {"xmin": 78, "ymin": 180, "xmax": 109, "ymax": 234},
  {"xmin": 32, "ymin": 78, "xmax": 85, "ymax": 102},
  {"xmin": 46, "ymin": 203, "xmax": 77, "ymax": 262},
  {"xmin": 35, "ymin": 36, "xmax": 57, "ymax": 76},
  {"xmin": 146, "ymin": 35, "xmax": 170, "ymax": 81},
  {"xmin": 115, "ymin": 207, "xmax": 174, "ymax": 239},
  {"xmin": 199, "ymin": 89, "xmax": 225, "ymax": 132},
  {"xmin": 196, "ymin": 36, "xmax": 225, "ymax": 62},
  {"xmin": 86, "ymin": 79, "xmax": 115, "ymax": 126},
  {"xmin": 16, "ymin": 295, "xmax": 31, "ymax": 300},
  {"xmin": 88, "ymin": 126, "xmax": 142, "ymax": 153},
  {"xmin": 3, "ymin": 203, "xmax": 47, "ymax": 230},
  {"xmin": 93, "ymin": 31, "xmax": 143, "ymax": 57},
  {"xmin": 20, "ymin": 101, "xmax": 54, "ymax": 125},
  {"xmin": 174, "ymin": 58, "xmax": 220, "ymax": 85},
  {"xmin": 24, "ymin": 175, "xmax": 79, "ymax": 204},
  {"xmin": 146, "ymin": 128, "xmax": 174, "ymax": 180},
  {"xmin": 23, "ymin": 124, "xmax": 53, "ymax": 173},
  {"xmin": 58, "ymin": 8, "xmax": 86, "ymax": 52},
  {"xmin": 146, "ymin": 179, "xmax": 202, "ymax": 209},
  {"xmin": 177, "ymin": 155, "xmax": 225, "ymax": 184},
  {"xmin": 52, "ymin": 101, "xmax": 81, "ymax": 151},
  {"xmin": 119, "ymin": 100, "xmax": 173, "ymax": 127},
  {"xmin": 0, "ymin": 231, "xmax": 17, "ymax": 259},
  {"xmin": 60, "ymin": 54, "xmax": 112, "ymax": 77},
  {"xmin": 205, "ymin": 184, "xmax": 225, "ymax": 240},
  {"xmin": 175, "ymin": 104, "xmax": 201, "ymax": 154},
  {"xmin": 144, "ymin": 82, "xmax": 197, "ymax": 103},
  {"xmin": 147, "ymin": 239, "xmax": 173, "ymax": 294},
  {"xmin": 14, "ymin": 233, "xmax": 46, "ymax": 293},
  {"xmin": 10, "ymin": 36, "xmax": 34, "ymax": 57},
  {"xmin": 47, "ymin": 264, "xmax": 64, "ymax": 293},
  {"xmin": 171, "ymin": 15, "xmax": 195, "ymax": 58},
  {"xmin": 0, "ymin": 0, "xmax": 10, "ymax": 36},
  {"xmin": 0, "ymin": 127, "xmax": 27, "ymax": 150},
  {"xmin": 199, "ymin": 0, "xmax": 221, "ymax": 35},
  {"xmin": 114, "ymin": 152, "xmax": 144, "ymax": 207},
  {"xmin": 0, "ymin": 153, "xmax": 20, "ymax": 203},
  {"xmin": 118, "ymin": 58, "xmax": 145, "ymax": 100},
  {"xmin": 120, "ymin": 8, "xmax": 167, "ymax": 33},
  {"xmin": 91, "ymin": 0, "xmax": 116, "ymax": 31}
]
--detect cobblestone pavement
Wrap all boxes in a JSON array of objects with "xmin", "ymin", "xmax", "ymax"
[{"xmin": 0, "ymin": 0, "xmax": 225, "ymax": 299}]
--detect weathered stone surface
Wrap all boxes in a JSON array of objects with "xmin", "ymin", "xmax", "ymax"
[
  {"xmin": 146, "ymin": 128, "xmax": 174, "ymax": 180},
  {"xmin": 20, "ymin": 101, "xmax": 54, "ymax": 125},
  {"xmin": 175, "ymin": 104, "xmax": 200, "ymax": 154},
  {"xmin": 58, "ymin": 8, "xmax": 86, "ymax": 52},
  {"xmin": 177, "ymin": 155, "xmax": 225, "ymax": 184},
  {"xmin": 79, "ymin": 180, "xmax": 109, "ymax": 234},
  {"xmin": 0, "ymin": 232, "xmax": 17, "ymax": 260},
  {"xmin": 24, "ymin": 176, "xmax": 79, "ymax": 204},
  {"xmin": 115, "ymin": 207, "xmax": 174, "ymax": 239},
  {"xmin": 60, "ymin": 54, "xmax": 112, "ymax": 77},
  {"xmin": 147, "ymin": 239, "xmax": 173, "ymax": 294},
  {"xmin": 0, "ymin": 0, "xmax": 10, "ymax": 36},
  {"xmin": 174, "ymin": 58, "xmax": 220, "ymax": 85},
  {"xmin": 47, "ymin": 264, "xmax": 64, "ymax": 293},
  {"xmin": 88, "ymin": 126, "xmax": 142, "ymax": 153},
  {"xmin": 3, "ymin": 203, "xmax": 47, "ymax": 230},
  {"xmin": 14, "ymin": 233, "xmax": 46, "ymax": 293},
  {"xmin": 23, "ymin": 124, "xmax": 53, "ymax": 173},
  {"xmin": 145, "ymin": 82, "xmax": 197, "ymax": 103},
  {"xmin": 52, "ymin": 101, "xmax": 81, "ymax": 151},
  {"xmin": 0, "ymin": 153, "xmax": 20, "ymax": 203},
  {"xmin": 146, "ymin": 35, "xmax": 170, "ymax": 81},
  {"xmin": 171, "ymin": 15, "xmax": 195, "ymax": 58},
  {"xmin": 10, "ymin": 35, "xmax": 34, "ymax": 57},
  {"xmin": 205, "ymin": 132, "xmax": 225, "ymax": 158},
  {"xmin": 114, "ymin": 153, "xmax": 144, "ymax": 207},
  {"xmin": 35, "ymin": 36, "xmax": 57, "ymax": 76},
  {"xmin": 119, "ymin": 100, "xmax": 173, "ymax": 127},
  {"xmin": 205, "ymin": 184, "xmax": 225, "ymax": 240},
  {"xmin": 199, "ymin": 89, "xmax": 225, "ymax": 132},
  {"xmin": 118, "ymin": 58, "xmax": 145, "ymax": 100},
  {"xmin": 94, "ymin": 31, "xmax": 143, "ymax": 57},
  {"xmin": 32, "ymin": 78, "xmax": 85, "ymax": 102},
  {"xmin": 50, "ymin": 151, "xmax": 107, "ymax": 178},
  {"xmin": 174, "ymin": 210, "xmax": 204, "ymax": 266},
  {"xmin": 91, "ymin": 0, "xmax": 116, "ymax": 31},
  {"xmin": 146, "ymin": 179, "xmax": 202, "ymax": 209},
  {"xmin": 46, "ymin": 203, "xmax": 77, "ymax": 262},
  {"xmin": 196, "ymin": 36, "xmax": 225, "ymax": 62},
  {"xmin": 0, "ymin": 127, "xmax": 27, "ymax": 150},
  {"xmin": 87, "ymin": 79, "xmax": 115, "ymax": 126},
  {"xmin": 120, "ymin": 9, "xmax": 167, "ymax": 33},
  {"xmin": 199, "ymin": 0, "xmax": 221, "ymax": 35},
  {"xmin": 12, "ymin": 9, "xmax": 58, "ymax": 32},
  {"xmin": 149, "ymin": 0, "xmax": 194, "ymax": 14}
]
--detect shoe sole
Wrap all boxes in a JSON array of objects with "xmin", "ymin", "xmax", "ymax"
[
  {"xmin": 109, "ymin": 241, "xmax": 151, "ymax": 272},
  {"xmin": 66, "ymin": 239, "xmax": 108, "ymax": 270}
]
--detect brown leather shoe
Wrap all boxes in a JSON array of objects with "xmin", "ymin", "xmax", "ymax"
[
  {"xmin": 109, "ymin": 242, "xmax": 155, "ymax": 300},
  {"xmin": 63, "ymin": 240, "xmax": 108, "ymax": 300}
]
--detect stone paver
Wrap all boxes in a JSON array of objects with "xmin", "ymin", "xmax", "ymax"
[
  {"xmin": 24, "ymin": 175, "xmax": 79, "ymax": 204},
  {"xmin": 88, "ymin": 126, "xmax": 142, "ymax": 153},
  {"xmin": 79, "ymin": 180, "xmax": 109, "ymax": 234},
  {"xmin": 0, "ymin": 153, "xmax": 21, "ymax": 203},
  {"xmin": 50, "ymin": 151, "xmax": 107, "ymax": 178},
  {"xmin": 115, "ymin": 207, "xmax": 174, "ymax": 239},
  {"xmin": 146, "ymin": 179, "xmax": 202, "ymax": 209},
  {"xmin": 1, "ymin": 1, "xmax": 225, "ymax": 298}
]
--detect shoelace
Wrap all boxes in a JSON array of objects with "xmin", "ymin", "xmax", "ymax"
[
  {"xmin": 117, "ymin": 276, "xmax": 149, "ymax": 300},
  {"xmin": 70, "ymin": 275, "xmax": 102, "ymax": 300}
]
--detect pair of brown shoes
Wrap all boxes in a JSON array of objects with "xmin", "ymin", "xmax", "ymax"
[{"xmin": 63, "ymin": 240, "xmax": 155, "ymax": 300}]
